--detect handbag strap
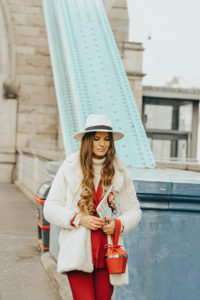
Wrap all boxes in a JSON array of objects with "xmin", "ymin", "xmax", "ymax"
[{"xmin": 111, "ymin": 219, "xmax": 121, "ymax": 246}]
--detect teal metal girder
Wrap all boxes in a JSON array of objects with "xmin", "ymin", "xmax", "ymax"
[{"xmin": 43, "ymin": 0, "xmax": 155, "ymax": 168}]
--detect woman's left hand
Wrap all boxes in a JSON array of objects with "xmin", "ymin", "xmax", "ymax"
[{"xmin": 102, "ymin": 217, "xmax": 115, "ymax": 235}]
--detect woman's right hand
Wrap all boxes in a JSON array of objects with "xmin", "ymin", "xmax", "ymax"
[{"xmin": 80, "ymin": 215, "xmax": 105, "ymax": 230}]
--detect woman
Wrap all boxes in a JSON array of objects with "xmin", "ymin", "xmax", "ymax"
[{"xmin": 44, "ymin": 114, "xmax": 142, "ymax": 300}]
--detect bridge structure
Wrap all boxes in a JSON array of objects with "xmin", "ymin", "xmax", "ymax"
[{"xmin": 43, "ymin": 0, "xmax": 155, "ymax": 168}]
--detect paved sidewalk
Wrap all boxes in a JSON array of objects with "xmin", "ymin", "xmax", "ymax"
[{"xmin": 0, "ymin": 184, "xmax": 61, "ymax": 300}]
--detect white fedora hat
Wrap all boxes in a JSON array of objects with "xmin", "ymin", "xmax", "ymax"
[{"xmin": 73, "ymin": 114, "xmax": 124, "ymax": 141}]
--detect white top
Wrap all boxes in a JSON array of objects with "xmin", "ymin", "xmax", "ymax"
[{"xmin": 92, "ymin": 157, "xmax": 105, "ymax": 191}]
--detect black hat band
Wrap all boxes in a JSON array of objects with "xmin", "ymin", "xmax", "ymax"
[{"xmin": 85, "ymin": 125, "xmax": 113, "ymax": 131}]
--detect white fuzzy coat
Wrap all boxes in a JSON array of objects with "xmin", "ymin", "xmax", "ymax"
[{"xmin": 43, "ymin": 152, "xmax": 142, "ymax": 286}]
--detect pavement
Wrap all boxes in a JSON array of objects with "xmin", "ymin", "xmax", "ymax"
[{"xmin": 0, "ymin": 183, "xmax": 61, "ymax": 300}]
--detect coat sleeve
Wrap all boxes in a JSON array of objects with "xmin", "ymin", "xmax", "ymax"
[
  {"xmin": 43, "ymin": 160, "xmax": 81, "ymax": 229},
  {"xmin": 117, "ymin": 167, "xmax": 142, "ymax": 234}
]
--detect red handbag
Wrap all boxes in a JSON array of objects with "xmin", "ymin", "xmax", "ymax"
[{"xmin": 104, "ymin": 219, "xmax": 128, "ymax": 274}]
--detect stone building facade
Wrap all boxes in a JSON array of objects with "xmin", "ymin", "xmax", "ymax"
[{"xmin": 0, "ymin": 0, "xmax": 144, "ymax": 197}]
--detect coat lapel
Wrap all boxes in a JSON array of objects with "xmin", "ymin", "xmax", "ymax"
[
  {"xmin": 65, "ymin": 152, "xmax": 83, "ymax": 195},
  {"xmin": 112, "ymin": 158, "xmax": 125, "ymax": 192}
]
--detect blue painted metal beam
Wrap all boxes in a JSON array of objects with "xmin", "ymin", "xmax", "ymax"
[
  {"xmin": 132, "ymin": 167, "xmax": 200, "ymax": 212},
  {"xmin": 114, "ymin": 167, "xmax": 200, "ymax": 300},
  {"xmin": 42, "ymin": 0, "xmax": 155, "ymax": 168}
]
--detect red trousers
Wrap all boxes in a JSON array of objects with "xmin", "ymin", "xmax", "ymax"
[{"xmin": 67, "ymin": 268, "xmax": 113, "ymax": 300}]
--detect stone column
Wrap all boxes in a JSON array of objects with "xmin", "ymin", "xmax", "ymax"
[
  {"xmin": 122, "ymin": 42, "xmax": 145, "ymax": 115},
  {"xmin": 0, "ymin": 1, "xmax": 17, "ymax": 183},
  {"xmin": 104, "ymin": 0, "xmax": 129, "ymax": 56}
]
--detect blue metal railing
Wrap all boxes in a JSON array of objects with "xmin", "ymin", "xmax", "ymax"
[{"xmin": 42, "ymin": 0, "xmax": 155, "ymax": 168}]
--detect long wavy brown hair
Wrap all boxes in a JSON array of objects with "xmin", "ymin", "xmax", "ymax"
[{"xmin": 78, "ymin": 132, "xmax": 116, "ymax": 215}]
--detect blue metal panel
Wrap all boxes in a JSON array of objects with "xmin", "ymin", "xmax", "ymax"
[
  {"xmin": 113, "ymin": 167, "xmax": 200, "ymax": 300},
  {"xmin": 132, "ymin": 167, "xmax": 200, "ymax": 212},
  {"xmin": 172, "ymin": 182, "xmax": 200, "ymax": 197},
  {"xmin": 42, "ymin": 0, "xmax": 155, "ymax": 168},
  {"xmin": 114, "ymin": 210, "xmax": 200, "ymax": 300}
]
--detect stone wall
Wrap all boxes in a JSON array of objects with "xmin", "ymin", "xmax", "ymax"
[
  {"xmin": 0, "ymin": 1, "xmax": 17, "ymax": 182},
  {"xmin": 15, "ymin": 148, "xmax": 65, "ymax": 200},
  {"xmin": 7, "ymin": 0, "xmax": 59, "ymax": 152},
  {"xmin": 0, "ymin": 0, "xmax": 62, "ymax": 186}
]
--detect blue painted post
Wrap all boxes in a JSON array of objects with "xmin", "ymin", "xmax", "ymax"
[{"xmin": 114, "ymin": 168, "xmax": 200, "ymax": 300}]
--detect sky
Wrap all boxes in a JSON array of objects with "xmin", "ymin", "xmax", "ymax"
[{"xmin": 127, "ymin": 0, "xmax": 200, "ymax": 87}]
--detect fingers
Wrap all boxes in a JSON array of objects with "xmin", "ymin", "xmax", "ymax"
[
  {"xmin": 102, "ymin": 221, "xmax": 115, "ymax": 235},
  {"xmin": 105, "ymin": 217, "xmax": 112, "ymax": 222},
  {"xmin": 95, "ymin": 217, "xmax": 106, "ymax": 226},
  {"xmin": 103, "ymin": 227, "xmax": 113, "ymax": 234},
  {"xmin": 102, "ymin": 225, "xmax": 112, "ymax": 232},
  {"xmin": 90, "ymin": 224, "xmax": 100, "ymax": 230},
  {"xmin": 103, "ymin": 218, "xmax": 115, "ymax": 234},
  {"xmin": 104, "ymin": 218, "xmax": 115, "ymax": 227},
  {"xmin": 89, "ymin": 216, "xmax": 105, "ymax": 230},
  {"xmin": 92, "ymin": 216, "xmax": 105, "ymax": 224},
  {"xmin": 80, "ymin": 215, "xmax": 107, "ymax": 231},
  {"xmin": 90, "ymin": 222, "xmax": 102, "ymax": 230}
]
